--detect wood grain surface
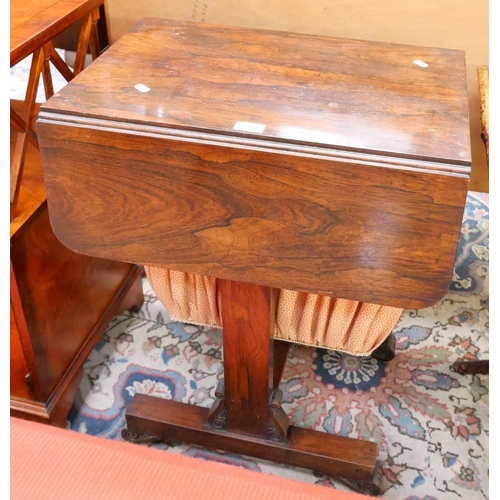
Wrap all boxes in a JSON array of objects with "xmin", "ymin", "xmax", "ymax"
[
  {"xmin": 11, "ymin": 206, "xmax": 135, "ymax": 398},
  {"xmin": 10, "ymin": 265, "xmax": 38, "ymax": 401},
  {"xmin": 219, "ymin": 280, "xmax": 275, "ymax": 437},
  {"xmin": 38, "ymin": 18, "xmax": 471, "ymax": 309},
  {"xmin": 39, "ymin": 119, "xmax": 468, "ymax": 309},
  {"xmin": 10, "ymin": 0, "xmax": 103, "ymax": 66},
  {"xmin": 125, "ymin": 394, "xmax": 378, "ymax": 482},
  {"xmin": 10, "ymin": 104, "xmax": 46, "ymax": 238},
  {"xmin": 10, "ymin": 116, "xmax": 144, "ymax": 425},
  {"xmin": 40, "ymin": 17, "xmax": 471, "ymax": 165}
]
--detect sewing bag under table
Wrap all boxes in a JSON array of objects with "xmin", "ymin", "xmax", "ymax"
[{"xmin": 37, "ymin": 18, "xmax": 471, "ymax": 494}]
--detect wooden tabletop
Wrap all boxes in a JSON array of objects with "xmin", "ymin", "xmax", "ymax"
[
  {"xmin": 42, "ymin": 17, "xmax": 471, "ymax": 166},
  {"xmin": 38, "ymin": 19, "xmax": 471, "ymax": 308},
  {"xmin": 10, "ymin": 0, "xmax": 103, "ymax": 66}
]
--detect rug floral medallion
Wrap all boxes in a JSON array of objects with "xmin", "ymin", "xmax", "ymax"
[{"xmin": 68, "ymin": 192, "xmax": 489, "ymax": 500}]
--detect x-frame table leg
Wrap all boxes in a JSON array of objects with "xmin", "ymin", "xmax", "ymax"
[
  {"xmin": 10, "ymin": 48, "xmax": 44, "ymax": 206},
  {"xmin": 10, "ymin": 7, "xmax": 102, "ymax": 208}
]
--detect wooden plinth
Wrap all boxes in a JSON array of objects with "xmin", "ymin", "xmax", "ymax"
[{"xmin": 124, "ymin": 395, "xmax": 377, "ymax": 483}]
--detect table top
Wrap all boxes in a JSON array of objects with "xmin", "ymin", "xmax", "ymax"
[
  {"xmin": 38, "ymin": 19, "xmax": 472, "ymax": 309},
  {"xmin": 10, "ymin": 0, "xmax": 102, "ymax": 66},
  {"xmin": 41, "ymin": 17, "xmax": 471, "ymax": 167}
]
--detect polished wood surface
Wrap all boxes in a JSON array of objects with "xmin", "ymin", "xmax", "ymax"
[
  {"xmin": 39, "ymin": 20, "xmax": 470, "ymax": 309},
  {"xmin": 10, "ymin": 103, "xmax": 46, "ymax": 237},
  {"xmin": 41, "ymin": 18, "xmax": 470, "ymax": 164},
  {"xmin": 39, "ymin": 122, "xmax": 468, "ymax": 308},
  {"xmin": 10, "ymin": 49, "xmax": 44, "ymax": 206},
  {"xmin": 122, "ymin": 278, "xmax": 376, "ymax": 490},
  {"xmin": 11, "ymin": 267, "xmax": 37, "ymax": 401},
  {"xmin": 219, "ymin": 280, "xmax": 275, "ymax": 437},
  {"xmin": 125, "ymin": 394, "xmax": 378, "ymax": 484},
  {"xmin": 123, "ymin": 278, "xmax": 376, "ymax": 490},
  {"xmin": 10, "ymin": 124, "xmax": 144, "ymax": 425},
  {"xmin": 38, "ymin": 19, "xmax": 471, "ymax": 491},
  {"xmin": 10, "ymin": 0, "xmax": 145, "ymax": 427},
  {"xmin": 273, "ymin": 339, "xmax": 291, "ymax": 389},
  {"xmin": 12, "ymin": 207, "xmax": 135, "ymax": 397},
  {"xmin": 10, "ymin": 0, "xmax": 103, "ymax": 206},
  {"xmin": 10, "ymin": 0, "xmax": 103, "ymax": 66}
]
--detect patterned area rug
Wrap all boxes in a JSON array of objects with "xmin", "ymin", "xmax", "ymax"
[{"xmin": 67, "ymin": 192, "xmax": 489, "ymax": 500}]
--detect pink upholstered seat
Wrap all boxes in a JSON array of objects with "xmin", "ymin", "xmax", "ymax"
[{"xmin": 11, "ymin": 417, "xmax": 377, "ymax": 499}]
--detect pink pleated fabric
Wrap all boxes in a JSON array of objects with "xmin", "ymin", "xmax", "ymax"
[{"xmin": 145, "ymin": 267, "xmax": 402, "ymax": 356}]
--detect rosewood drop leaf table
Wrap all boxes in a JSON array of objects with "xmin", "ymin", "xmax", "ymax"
[{"xmin": 37, "ymin": 18, "xmax": 471, "ymax": 494}]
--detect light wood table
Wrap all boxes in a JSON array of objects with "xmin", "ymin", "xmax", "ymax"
[{"xmin": 10, "ymin": 0, "xmax": 103, "ymax": 206}]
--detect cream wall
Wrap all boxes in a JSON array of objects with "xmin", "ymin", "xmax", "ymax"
[{"xmin": 105, "ymin": 0, "xmax": 489, "ymax": 192}]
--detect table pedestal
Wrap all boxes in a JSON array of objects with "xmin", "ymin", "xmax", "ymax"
[
  {"xmin": 37, "ymin": 19, "xmax": 472, "ymax": 497},
  {"xmin": 122, "ymin": 280, "xmax": 380, "ymax": 495}
]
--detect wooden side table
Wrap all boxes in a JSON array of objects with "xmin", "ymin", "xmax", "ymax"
[
  {"xmin": 10, "ymin": 0, "xmax": 103, "ymax": 206},
  {"xmin": 37, "ymin": 19, "xmax": 471, "ymax": 493},
  {"xmin": 10, "ymin": 0, "xmax": 145, "ymax": 427}
]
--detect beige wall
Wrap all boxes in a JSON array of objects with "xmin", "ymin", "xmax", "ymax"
[{"xmin": 105, "ymin": 0, "xmax": 489, "ymax": 192}]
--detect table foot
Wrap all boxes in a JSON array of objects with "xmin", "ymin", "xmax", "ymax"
[
  {"xmin": 121, "ymin": 429, "xmax": 161, "ymax": 444},
  {"xmin": 121, "ymin": 428, "xmax": 182, "ymax": 447},
  {"xmin": 372, "ymin": 333, "xmax": 396, "ymax": 362},
  {"xmin": 452, "ymin": 359, "xmax": 489, "ymax": 375},
  {"xmin": 337, "ymin": 472, "xmax": 382, "ymax": 496}
]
